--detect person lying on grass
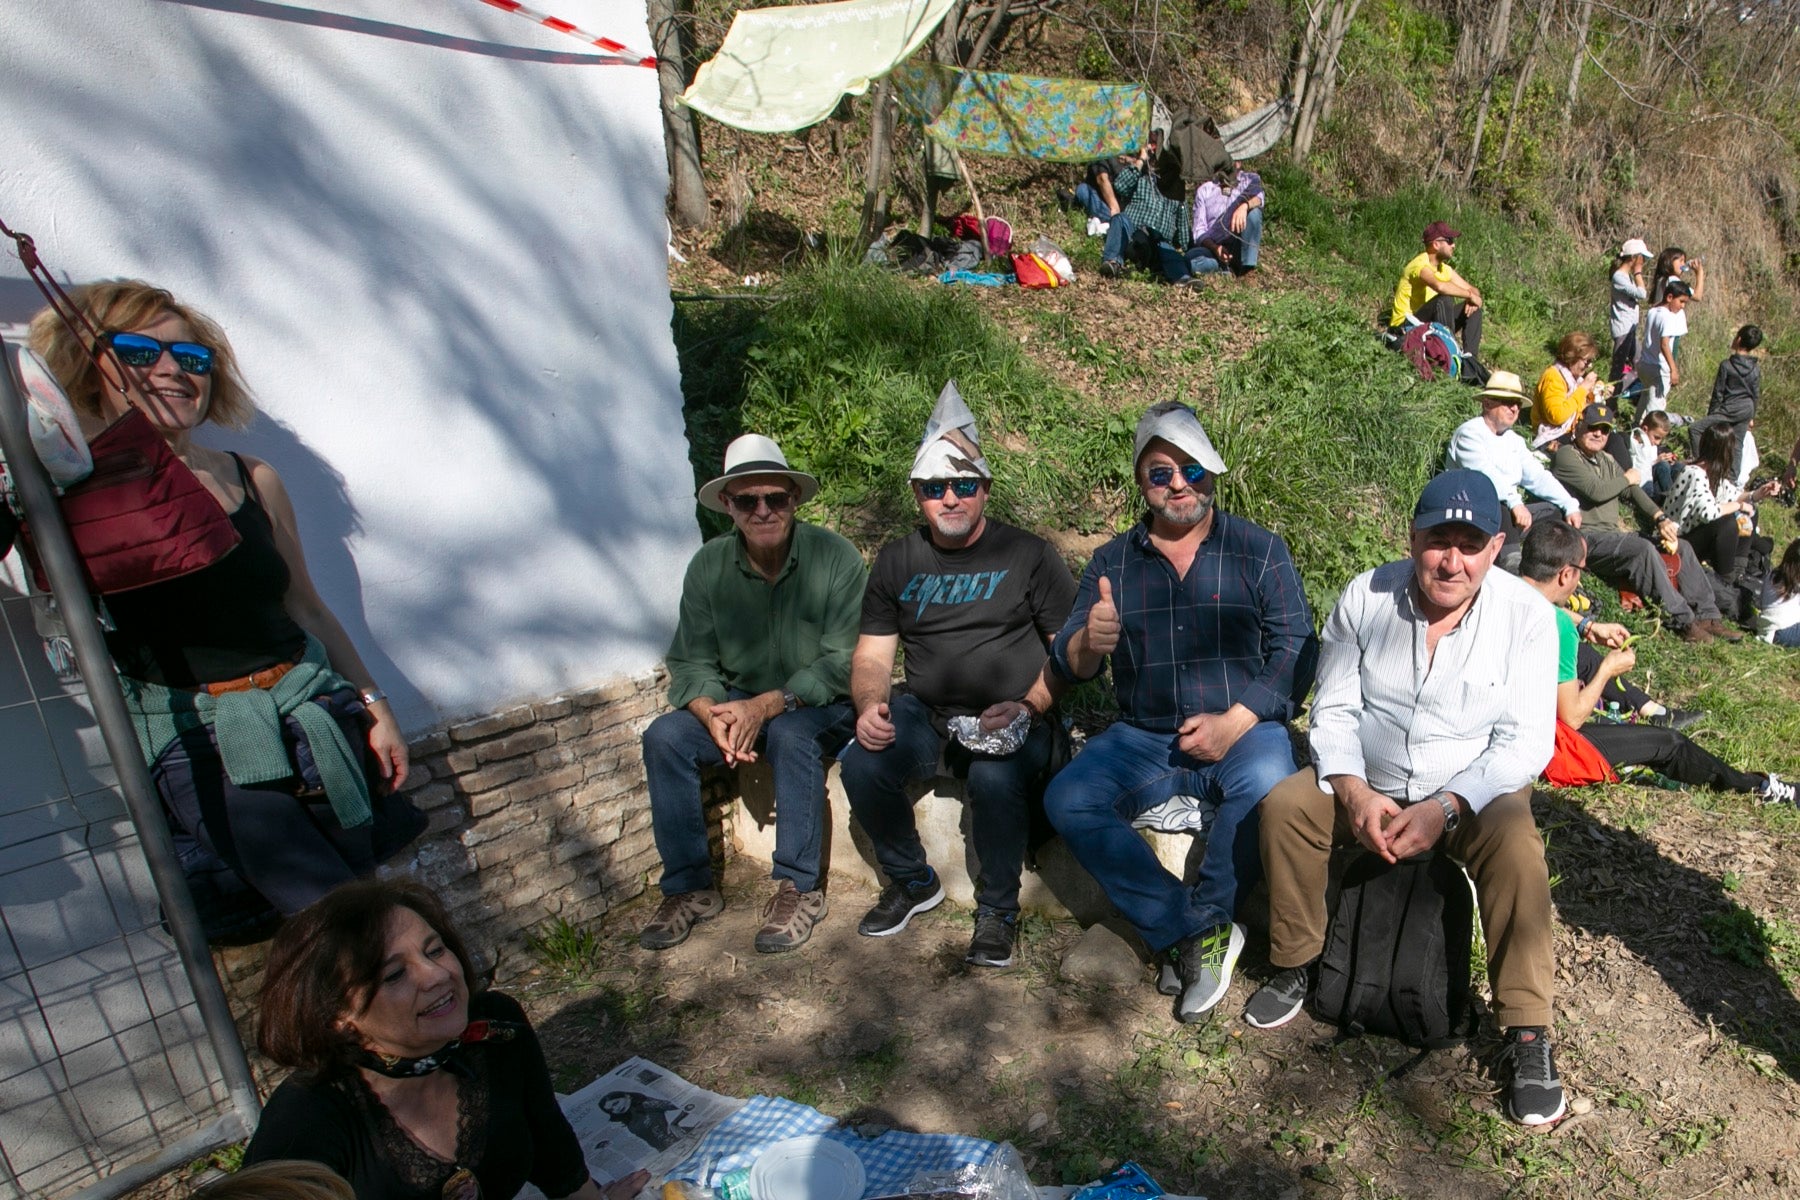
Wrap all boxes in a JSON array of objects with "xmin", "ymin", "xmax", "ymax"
[{"xmin": 1518, "ymin": 520, "xmax": 1795, "ymax": 806}]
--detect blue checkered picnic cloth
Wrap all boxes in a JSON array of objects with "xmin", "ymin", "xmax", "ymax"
[{"xmin": 669, "ymin": 1096, "xmax": 997, "ymax": 1197}]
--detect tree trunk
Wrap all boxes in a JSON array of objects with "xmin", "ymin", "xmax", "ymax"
[
  {"xmin": 1288, "ymin": 0, "xmax": 1325, "ymax": 160},
  {"xmin": 965, "ymin": 0, "xmax": 1010, "ymax": 70},
  {"xmin": 647, "ymin": 0, "xmax": 709, "ymax": 229},
  {"xmin": 1494, "ymin": 0, "xmax": 1550, "ymax": 177},
  {"xmin": 1292, "ymin": 0, "xmax": 1361, "ymax": 160},
  {"xmin": 1462, "ymin": 0, "xmax": 1515, "ymax": 188},
  {"xmin": 1561, "ymin": 0, "xmax": 1594, "ymax": 128},
  {"xmin": 857, "ymin": 81, "xmax": 897, "ymax": 250}
]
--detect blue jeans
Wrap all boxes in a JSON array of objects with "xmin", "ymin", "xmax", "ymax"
[
  {"xmin": 1160, "ymin": 206, "xmax": 1263, "ymax": 280},
  {"xmin": 1072, "ymin": 181, "xmax": 1114, "ymax": 223},
  {"xmin": 641, "ymin": 694, "xmax": 852, "ymax": 895},
  {"xmin": 1043, "ymin": 718, "xmax": 1296, "ymax": 951},
  {"xmin": 839, "ymin": 692, "xmax": 1052, "ymax": 913},
  {"xmin": 1775, "ymin": 624, "xmax": 1800, "ymax": 648},
  {"xmin": 1101, "ymin": 212, "xmax": 1138, "ymax": 265}
]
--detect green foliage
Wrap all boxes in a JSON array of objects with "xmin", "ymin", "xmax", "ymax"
[
  {"xmin": 1701, "ymin": 905, "xmax": 1800, "ymax": 988},
  {"xmin": 1207, "ymin": 294, "xmax": 1471, "ymax": 611},
  {"xmin": 528, "ymin": 916, "xmax": 609, "ymax": 979},
  {"xmin": 1342, "ymin": 0, "xmax": 1454, "ymax": 104},
  {"xmin": 677, "ymin": 259, "xmax": 1136, "ymax": 545}
]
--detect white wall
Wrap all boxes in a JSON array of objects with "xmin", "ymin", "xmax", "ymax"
[{"xmin": 0, "ymin": 0, "xmax": 699, "ymax": 731}]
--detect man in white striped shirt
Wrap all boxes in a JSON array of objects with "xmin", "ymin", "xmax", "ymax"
[{"xmin": 1243, "ymin": 470, "xmax": 1566, "ymax": 1127}]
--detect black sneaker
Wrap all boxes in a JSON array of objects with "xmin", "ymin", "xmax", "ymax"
[
  {"xmin": 965, "ymin": 907, "xmax": 1018, "ymax": 968},
  {"xmin": 1170, "ymin": 922, "xmax": 1244, "ymax": 1023},
  {"xmin": 1642, "ymin": 708, "xmax": 1704, "ymax": 731},
  {"xmin": 1055, "ymin": 187, "xmax": 1077, "ymax": 212},
  {"xmin": 1099, "ymin": 260, "xmax": 1124, "ymax": 279},
  {"xmin": 1243, "ymin": 963, "xmax": 1312, "ymax": 1029},
  {"xmin": 1758, "ymin": 773, "xmax": 1798, "ymax": 807},
  {"xmin": 858, "ymin": 870, "xmax": 945, "ymax": 937},
  {"xmin": 1504, "ymin": 1027, "xmax": 1566, "ymax": 1126}
]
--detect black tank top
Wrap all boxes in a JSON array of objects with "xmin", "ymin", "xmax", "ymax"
[{"xmin": 104, "ymin": 454, "xmax": 308, "ymax": 687}]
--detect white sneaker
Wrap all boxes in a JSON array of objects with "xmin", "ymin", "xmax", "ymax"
[{"xmin": 1759, "ymin": 773, "xmax": 1797, "ymax": 807}]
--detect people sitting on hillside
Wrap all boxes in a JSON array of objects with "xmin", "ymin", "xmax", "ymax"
[
  {"xmin": 1096, "ymin": 148, "xmax": 1190, "ymax": 280},
  {"xmin": 1759, "ymin": 539, "xmax": 1800, "ymax": 648},
  {"xmin": 1519, "ymin": 521, "xmax": 1795, "ymax": 805},
  {"xmin": 1163, "ymin": 160, "xmax": 1265, "ymax": 287},
  {"xmin": 1549, "ymin": 402, "xmax": 1736, "ymax": 643},
  {"xmin": 1612, "ymin": 410, "xmax": 1676, "ymax": 503},
  {"xmin": 1063, "ymin": 133, "xmax": 1160, "ymax": 232},
  {"xmin": 1664, "ymin": 423, "xmax": 1781, "ymax": 582},
  {"xmin": 1608, "ymin": 238, "xmax": 1651, "ymax": 382},
  {"xmin": 1389, "ymin": 220, "xmax": 1483, "ymax": 372},
  {"xmin": 1635, "ymin": 279, "xmax": 1693, "ymax": 416},
  {"xmin": 1445, "ymin": 370, "xmax": 1582, "ymax": 564},
  {"xmin": 1532, "ymin": 332, "xmax": 1603, "ymax": 451},
  {"xmin": 1692, "ymin": 325, "xmax": 1764, "ymax": 485}
]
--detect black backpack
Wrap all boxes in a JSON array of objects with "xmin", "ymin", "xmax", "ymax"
[{"xmin": 1308, "ymin": 851, "xmax": 1477, "ymax": 1049}]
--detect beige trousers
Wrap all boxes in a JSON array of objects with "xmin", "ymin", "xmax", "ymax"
[{"xmin": 1259, "ymin": 768, "xmax": 1555, "ymax": 1030}]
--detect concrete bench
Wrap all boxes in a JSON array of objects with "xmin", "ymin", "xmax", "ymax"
[{"xmin": 726, "ymin": 757, "xmax": 1211, "ymax": 922}]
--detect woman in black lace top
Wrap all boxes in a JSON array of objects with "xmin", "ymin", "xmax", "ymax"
[{"xmin": 243, "ymin": 880, "xmax": 648, "ymax": 1200}]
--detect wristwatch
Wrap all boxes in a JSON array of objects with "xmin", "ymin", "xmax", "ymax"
[
  {"xmin": 1434, "ymin": 792, "xmax": 1461, "ymax": 833},
  {"xmin": 780, "ymin": 688, "xmax": 800, "ymax": 714}
]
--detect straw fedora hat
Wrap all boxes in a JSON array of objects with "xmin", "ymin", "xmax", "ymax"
[
  {"xmin": 696, "ymin": 434, "xmax": 821, "ymax": 513},
  {"xmin": 1476, "ymin": 370, "xmax": 1528, "ymax": 405}
]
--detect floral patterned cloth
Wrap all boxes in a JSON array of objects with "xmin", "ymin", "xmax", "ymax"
[{"xmin": 891, "ymin": 63, "xmax": 1151, "ymax": 162}]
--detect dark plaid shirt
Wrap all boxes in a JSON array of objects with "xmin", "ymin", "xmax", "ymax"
[
  {"xmin": 1112, "ymin": 165, "xmax": 1190, "ymax": 249},
  {"xmin": 1051, "ymin": 511, "xmax": 1317, "ymax": 732}
]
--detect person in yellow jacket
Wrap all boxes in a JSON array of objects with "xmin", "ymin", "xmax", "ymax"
[{"xmin": 1532, "ymin": 331, "xmax": 1601, "ymax": 452}]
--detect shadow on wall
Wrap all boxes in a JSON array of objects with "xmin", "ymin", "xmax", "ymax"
[{"xmin": 5, "ymin": 0, "xmax": 693, "ymax": 721}]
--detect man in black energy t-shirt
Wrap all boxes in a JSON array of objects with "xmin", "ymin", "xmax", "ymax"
[{"xmin": 842, "ymin": 383, "xmax": 1077, "ymax": 969}]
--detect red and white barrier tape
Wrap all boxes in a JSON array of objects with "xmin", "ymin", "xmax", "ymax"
[{"xmin": 474, "ymin": 0, "xmax": 657, "ymax": 68}]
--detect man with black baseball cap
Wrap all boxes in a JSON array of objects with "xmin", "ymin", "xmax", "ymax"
[
  {"xmin": 1549, "ymin": 401, "xmax": 1735, "ymax": 643},
  {"xmin": 1249, "ymin": 469, "xmax": 1567, "ymax": 1127},
  {"xmin": 1390, "ymin": 219, "xmax": 1485, "ymax": 369}
]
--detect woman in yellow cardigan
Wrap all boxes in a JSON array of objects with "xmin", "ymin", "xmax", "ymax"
[{"xmin": 1532, "ymin": 331, "xmax": 1601, "ymax": 452}]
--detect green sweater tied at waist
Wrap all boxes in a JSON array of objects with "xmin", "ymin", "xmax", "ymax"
[{"xmin": 121, "ymin": 633, "xmax": 372, "ymax": 829}]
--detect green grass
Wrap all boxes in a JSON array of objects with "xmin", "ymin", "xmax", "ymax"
[{"xmin": 527, "ymin": 916, "xmax": 609, "ymax": 980}]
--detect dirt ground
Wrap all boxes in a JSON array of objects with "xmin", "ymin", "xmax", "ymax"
[{"xmin": 510, "ymin": 778, "xmax": 1800, "ymax": 1200}]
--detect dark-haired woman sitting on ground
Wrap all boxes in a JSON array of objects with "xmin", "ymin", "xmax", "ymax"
[
  {"xmin": 1663, "ymin": 423, "xmax": 1779, "ymax": 581},
  {"xmin": 245, "ymin": 879, "xmax": 648, "ymax": 1200},
  {"xmin": 1760, "ymin": 540, "xmax": 1800, "ymax": 648},
  {"xmin": 26, "ymin": 282, "xmax": 422, "ymax": 936}
]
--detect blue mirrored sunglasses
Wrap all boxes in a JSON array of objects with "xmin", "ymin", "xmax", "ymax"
[
  {"xmin": 1146, "ymin": 462, "xmax": 1208, "ymax": 488},
  {"xmin": 917, "ymin": 478, "xmax": 982, "ymax": 500},
  {"xmin": 101, "ymin": 331, "xmax": 215, "ymax": 375}
]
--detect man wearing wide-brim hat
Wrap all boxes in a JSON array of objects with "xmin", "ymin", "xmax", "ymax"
[
  {"xmin": 1445, "ymin": 368, "xmax": 1582, "ymax": 565},
  {"xmin": 639, "ymin": 434, "xmax": 866, "ymax": 953},
  {"xmin": 1045, "ymin": 401, "xmax": 1318, "ymax": 1024}
]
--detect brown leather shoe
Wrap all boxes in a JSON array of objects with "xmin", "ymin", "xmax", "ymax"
[
  {"xmin": 1678, "ymin": 623, "xmax": 1716, "ymax": 644},
  {"xmin": 1702, "ymin": 619, "xmax": 1744, "ymax": 643}
]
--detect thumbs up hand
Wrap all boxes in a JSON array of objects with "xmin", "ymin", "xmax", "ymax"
[{"xmin": 1086, "ymin": 575, "xmax": 1121, "ymax": 656}]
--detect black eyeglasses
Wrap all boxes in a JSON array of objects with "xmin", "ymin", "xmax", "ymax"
[
  {"xmin": 100, "ymin": 332, "xmax": 216, "ymax": 375},
  {"xmin": 1145, "ymin": 463, "xmax": 1208, "ymax": 488},
  {"xmin": 916, "ymin": 479, "xmax": 982, "ymax": 500},
  {"xmin": 725, "ymin": 490, "xmax": 795, "ymax": 515}
]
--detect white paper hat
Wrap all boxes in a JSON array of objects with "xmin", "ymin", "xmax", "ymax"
[
  {"xmin": 1132, "ymin": 401, "xmax": 1227, "ymax": 475},
  {"xmin": 910, "ymin": 380, "xmax": 991, "ymax": 480}
]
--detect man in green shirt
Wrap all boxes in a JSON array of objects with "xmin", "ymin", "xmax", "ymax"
[
  {"xmin": 1548, "ymin": 401, "xmax": 1733, "ymax": 644},
  {"xmin": 639, "ymin": 435, "xmax": 865, "ymax": 954}
]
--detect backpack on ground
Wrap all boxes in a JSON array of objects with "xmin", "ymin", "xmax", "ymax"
[
  {"xmin": 1399, "ymin": 322, "xmax": 1461, "ymax": 381},
  {"xmin": 1309, "ymin": 850, "xmax": 1477, "ymax": 1049}
]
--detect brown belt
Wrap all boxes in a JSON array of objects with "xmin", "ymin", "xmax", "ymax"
[{"xmin": 200, "ymin": 661, "xmax": 299, "ymax": 696}]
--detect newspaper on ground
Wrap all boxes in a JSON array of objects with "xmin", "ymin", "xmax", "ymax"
[{"xmin": 521, "ymin": 1056, "xmax": 744, "ymax": 1199}]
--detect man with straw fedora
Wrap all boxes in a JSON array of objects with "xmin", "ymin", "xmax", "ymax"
[{"xmin": 638, "ymin": 435, "xmax": 865, "ymax": 953}]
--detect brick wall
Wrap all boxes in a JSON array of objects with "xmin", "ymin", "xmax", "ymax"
[{"xmin": 388, "ymin": 666, "xmax": 719, "ymax": 976}]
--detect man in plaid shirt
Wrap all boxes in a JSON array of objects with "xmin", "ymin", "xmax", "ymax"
[
  {"xmin": 1045, "ymin": 402, "xmax": 1317, "ymax": 1023},
  {"xmin": 1098, "ymin": 158, "xmax": 1191, "ymax": 279}
]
